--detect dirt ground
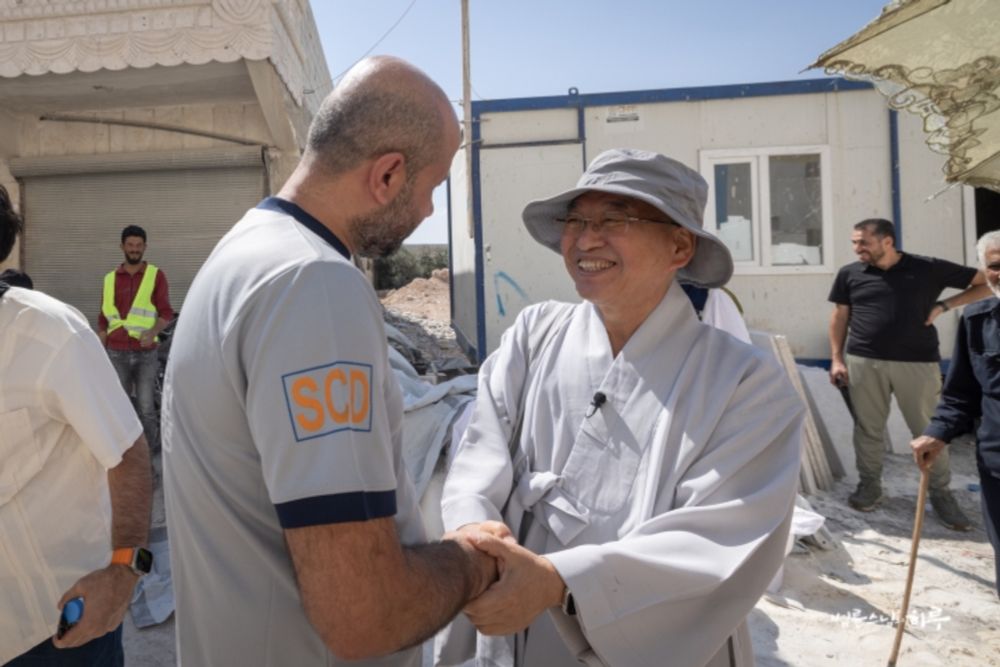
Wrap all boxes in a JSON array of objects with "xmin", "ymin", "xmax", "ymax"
[
  {"xmin": 123, "ymin": 275, "xmax": 998, "ymax": 666},
  {"xmin": 381, "ymin": 269, "xmax": 453, "ymax": 324}
]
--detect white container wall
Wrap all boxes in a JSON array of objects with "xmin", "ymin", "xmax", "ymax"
[{"xmin": 450, "ymin": 80, "xmax": 976, "ymax": 363}]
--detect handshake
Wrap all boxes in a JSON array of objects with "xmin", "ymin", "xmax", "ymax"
[{"xmin": 443, "ymin": 521, "xmax": 567, "ymax": 636}]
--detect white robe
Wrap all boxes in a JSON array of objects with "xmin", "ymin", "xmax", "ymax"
[
  {"xmin": 701, "ymin": 289, "xmax": 751, "ymax": 345},
  {"xmin": 441, "ymin": 282, "xmax": 803, "ymax": 667}
]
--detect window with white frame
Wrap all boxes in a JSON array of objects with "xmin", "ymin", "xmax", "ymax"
[{"xmin": 700, "ymin": 146, "xmax": 833, "ymax": 272}]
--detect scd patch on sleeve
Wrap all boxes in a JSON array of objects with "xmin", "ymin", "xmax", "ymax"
[{"xmin": 282, "ymin": 361, "xmax": 373, "ymax": 441}]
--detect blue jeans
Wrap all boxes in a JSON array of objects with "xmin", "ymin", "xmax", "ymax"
[
  {"xmin": 4, "ymin": 625, "xmax": 123, "ymax": 666},
  {"xmin": 107, "ymin": 348, "xmax": 159, "ymax": 449}
]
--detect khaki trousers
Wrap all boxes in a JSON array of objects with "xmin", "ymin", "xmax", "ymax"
[{"xmin": 846, "ymin": 354, "xmax": 951, "ymax": 491}]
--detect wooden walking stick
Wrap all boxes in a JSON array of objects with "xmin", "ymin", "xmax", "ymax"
[{"xmin": 887, "ymin": 468, "xmax": 930, "ymax": 667}]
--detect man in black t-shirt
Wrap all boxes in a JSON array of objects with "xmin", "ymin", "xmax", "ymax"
[{"xmin": 828, "ymin": 218, "xmax": 990, "ymax": 530}]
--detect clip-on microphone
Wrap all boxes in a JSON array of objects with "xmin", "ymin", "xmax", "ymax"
[{"xmin": 585, "ymin": 391, "xmax": 607, "ymax": 418}]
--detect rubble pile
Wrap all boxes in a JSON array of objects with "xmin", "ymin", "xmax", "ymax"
[{"xmin": 381, "ymin": 269, "xmax": 471, "ymax": 367}]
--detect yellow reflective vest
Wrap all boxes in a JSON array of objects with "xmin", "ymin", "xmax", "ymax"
[{"xmin": 102, "ymin": 264, "xmax": 159, "ymax": 340}]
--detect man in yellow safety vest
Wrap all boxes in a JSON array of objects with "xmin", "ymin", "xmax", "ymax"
[{"xmin": 98, "ymin": 225, "xmax": 174, "ymax": 451}]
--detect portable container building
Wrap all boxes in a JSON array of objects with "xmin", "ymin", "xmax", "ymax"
[{"xmin": 448, "ymin": 78, "xmax": 1000, "ymax": 363}]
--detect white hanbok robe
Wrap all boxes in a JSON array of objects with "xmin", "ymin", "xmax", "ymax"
[{"xmin": 441, "ymin": 282, "xmax": 803, "ymax": 667}]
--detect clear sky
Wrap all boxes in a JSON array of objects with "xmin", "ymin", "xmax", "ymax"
[{"xmin": 310, "ymin": 1, "xmax": 889, "ymax": 244}]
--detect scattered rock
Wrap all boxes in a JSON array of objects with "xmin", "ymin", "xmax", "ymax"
[{"xmin": 381, "ymin": 273, "xmax": 472, "ymax": 369}]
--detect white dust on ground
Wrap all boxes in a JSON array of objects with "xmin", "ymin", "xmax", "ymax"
[
  {"xmin": 754, "ymin": 443, "xmax": 998, "ymax": 667},
  {"xmin": 754, "ymin": 368, "xmax": 999, "ymax": 666}
]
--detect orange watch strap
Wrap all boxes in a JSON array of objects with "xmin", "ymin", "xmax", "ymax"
[{"xmin": 110, "ymin": 548, "xmax": 134, "ymax": 565}]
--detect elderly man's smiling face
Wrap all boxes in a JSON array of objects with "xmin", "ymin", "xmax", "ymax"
[{"xmin": 559, "ymin": 191, "xmax": 694, "ymax": 320}]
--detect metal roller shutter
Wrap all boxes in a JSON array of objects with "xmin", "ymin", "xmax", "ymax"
[{"xmin": 17, "ymin": 149, "xmax": 266, "ymax": 327}]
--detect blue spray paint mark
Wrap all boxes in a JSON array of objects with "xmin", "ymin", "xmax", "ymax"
[{"xmin": 494, "ymin": 271, "xmax": 529, "ymax": 317}]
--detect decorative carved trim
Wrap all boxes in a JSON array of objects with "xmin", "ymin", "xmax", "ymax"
[
  {"xmin": 0, "ymin": 26, "xmax": 271, "ymax": 76},
  {"xmin": 826, "ymin": 56, "xmax": 1000, "ymax": 182},
  {"xmin": 0, "ymin": 0, "xmax": 331, "ymax": 109},
  {"xmin": 0, "ymin": 0, "xmax": 207, "ymax": 22}
]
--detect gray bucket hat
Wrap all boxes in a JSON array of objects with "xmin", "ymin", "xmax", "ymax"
[{"xmin": 521, "ymin": 148, "xmax": 734, "ymax": 288}]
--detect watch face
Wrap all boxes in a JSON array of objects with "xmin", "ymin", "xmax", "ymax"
[{"xmin": 134, "ymin": 548, "xmax": 154, "ymax": 574}]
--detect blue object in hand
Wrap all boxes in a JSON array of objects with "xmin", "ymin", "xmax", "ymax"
[{"xmin": 57, "ymin": 597, "xmax": 84, "ymax": 639}]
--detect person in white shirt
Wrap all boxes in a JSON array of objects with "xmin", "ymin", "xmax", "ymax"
[
  {"xmin": 441, "ymin": 149, "xmax": 804, "ymax": 667},
  {"xmin": 0, "ymin": 184, "xmax": 152, "ymax": 665}
]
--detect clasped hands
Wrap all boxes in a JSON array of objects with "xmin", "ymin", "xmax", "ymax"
[{"xmin": 443, "ymin": 521, "xmax": 567, "ymax": 636}]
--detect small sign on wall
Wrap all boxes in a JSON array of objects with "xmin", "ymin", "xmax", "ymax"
[{"xmin": 606, "ymin": 105, "xmax": 640, "ymax": 123}]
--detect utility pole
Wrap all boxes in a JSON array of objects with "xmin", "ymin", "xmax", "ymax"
[{"xmin": 461, "ymin": 0, "xmax": 474, "ymax": 237}]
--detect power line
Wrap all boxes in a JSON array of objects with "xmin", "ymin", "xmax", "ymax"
[{"xmin": 331, "ymin": 0, "xmax": 420, "ymax": 84}]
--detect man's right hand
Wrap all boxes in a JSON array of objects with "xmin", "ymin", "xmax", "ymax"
[
  {"xmin": 287, "ymin": 515, "xmax": 501, "ymax": 660},
  {"xmin": 52, "ymin": 565, "xmax": 139, "ymax": 648},
  {"xmin": 138, "ymin": 329, "xmax": 156, "ymax": 348},
  {"xmin": 911, "ymin": 435, "xmax": 947, "ymax": 471},
  {"xmin": 462, "ymin": 535, "xmax": 566, "ymax": 636},
  {"xmin": 829, "ymin": 360, "xmax": 848, "ymax": 387},
  {"xmin": 443, "ymin": 527, "xmax": 501, "ymax": 599},
  {"xmin": 452, "ymin": 521, "xmax": 513, "ymax": 595},
  {"xmin": 455, "ymin": 520, "xmax": 515, "ymax": 543}
]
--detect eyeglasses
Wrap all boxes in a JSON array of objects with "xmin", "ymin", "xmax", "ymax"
[{"xmin": 554, "ymin": 213, "xmax": 677, "ymax": 236}]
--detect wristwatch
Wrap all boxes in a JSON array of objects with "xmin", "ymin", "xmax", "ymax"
[
  {"xmin": 935, "ymin": 300, "xmax": 950, "ymax": 312},
  {"xmin": 110, "ymin": 547, "xmax": 153, "ymax": 576}
]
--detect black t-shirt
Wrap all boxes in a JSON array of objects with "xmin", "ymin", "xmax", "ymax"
[{"xmin": 828, "ymin": 253, "xmax": 977, "ymax": 362}]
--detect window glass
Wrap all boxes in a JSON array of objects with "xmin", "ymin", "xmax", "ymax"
[
  {"xmin": 713, "ymin": 163, "xmax": 754, "ymax": 262},
  {"xmin": 769, "ymin": 154, "xmax": 823, "ymax": 266}
]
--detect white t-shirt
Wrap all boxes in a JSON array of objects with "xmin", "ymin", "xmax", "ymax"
[
  {"xmin": 0, "ymin": 286, "xmax": 142, "ymax": 663},
  {"xmin": 163, "ymin": 199, "xmax": 424, "ymax": 666}
]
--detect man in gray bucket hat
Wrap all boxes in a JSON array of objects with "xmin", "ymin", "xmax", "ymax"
[
  {"xmin": 440, "ymin": 148, "xmax": 804, "ymax": 666},
  {"xmin": 522, "ymin": 148, "xmax": 733, "ymax": 289}
]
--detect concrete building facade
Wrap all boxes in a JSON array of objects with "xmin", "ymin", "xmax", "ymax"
[{"xmin": 0, "ymin": 0, "xmax": 331, "ymax": 324}]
